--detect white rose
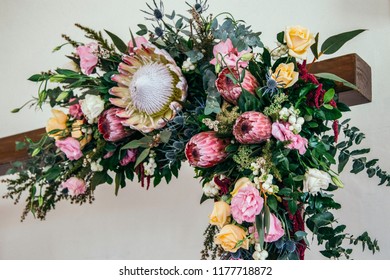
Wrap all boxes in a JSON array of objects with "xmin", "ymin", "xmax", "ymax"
[
  {"xmin": 80, "ymin": 94, "xmax": 105, "ymax": 124},
  {"xmin": 303, "ymin": 168, "xmax": 331, "ymax": 195}
]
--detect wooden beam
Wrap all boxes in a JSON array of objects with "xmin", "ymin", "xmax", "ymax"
[
  {"xmin": 309, "ymin": 53, "xmax": 372, "ymax": 106},
  {"xmin": 0, "ymin": 128, "xmax": 46, "ymax": 175},
  {"xmin": 0, "ymin": 53, "xmax": 373, "ymax": 176}
]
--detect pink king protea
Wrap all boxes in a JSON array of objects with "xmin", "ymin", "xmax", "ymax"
[
  {"xmin": 215, "ymin": 67, "xmax": 259, "ymax": 105},
  {"xmin": 98, "ymin": 108, "xmax": 133, "ymax": 142},
  {"xmin": 185, "ymin": 132, "xmax": 230, "ymax": 168},
  {"xmin": 233, "ymin": 111, "xmax": 272, "ymax": 144}
]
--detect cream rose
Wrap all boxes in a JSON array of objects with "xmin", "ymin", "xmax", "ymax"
[
  {"xmin": 230, "ymin": 177, "xmax": 253, "ymax": 197},
  {"xmin": 272, "ymin": 63, "xmax": 299, "ymax": 88},
  {"xmin": 284, "ymin": 26, "xmax": 315, "ymax": 59},
  {"xmin": 209, "ymin": 201, "xmax": 231, "ymax": 228},
  {"xmin": 214, "ymin": 224, "xmax": 249, "ymax": 253},
  {"xmin": 303, "ymin": 168, "xmax": 332, "ymax": 195},
  {"xmin": 80, "ymin": 94, "xmax": 105, "ymax": 124}
]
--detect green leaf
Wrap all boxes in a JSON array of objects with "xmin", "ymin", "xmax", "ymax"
[
  {"xmin": 321, "ymin": 29, "xmax": 366, "ymax": 55},
  {"xmin": 323, "ymin": 104, "xmax": 334, "ymax": 110},
  {"xmin": 175, "ymin": 17, "xmax": 184, "ymax": 29},
  {"xmin": 262, "ymin": 48, "xmax": 271, "ymax": 67},
  {"xmin": 311, "ymin": 33, "xmax": 319, "ymax": 59},
  {"xmin": 160, "ymin": 130, "xmax": 172, "ymax": 143},
  {"xmin": 135, "ymin": 148, "xmax": 150, "ymax": 168},
  {"xmin": 15, "ymin": 141, "xmax": 26, "ymax": 151},
  {"xmin": 323, "ymin": 88, "xmax": 335, "ymax": 104},
  {"xmin": 294, "ymin": 231, "xmax": 308, "ymax": 241},
  {"xmin": 338, "ymin": 151, "xmax": 350, "ymax": 173},
  {"xmin": 337, "ymin": 102, "xmax": 351, "ymax": 112},
  {"xmin": 114, "ymin": 172, "xmax": 124, "ymax": 196},
  {"xmin": 28, "ymin": 74, "xmax": 48, "ymax": 82},
  {"xmin": 322, "ymin": 106, "xmax": 342, "ymax": 120},
  {"xmin": 267, "ymin": 195, "xmax": 278, "ymax": 212},
  {"xmin": 45, "ymin": 166, "xmax": 61, "ymax": 181},
  {"xmin": 31, "ymin": 148, "xmax": 41, "ymax": 157},
  {"xmin": 288, "ymin": 200, "xmax": 298, "ymax": 215},
  {"xmin": 278, "ymin": 187, "xmax": 292, "ymax": 197},
  {"xmin": 276, "ymin": 31, "xmax": 285, "ymax": 44},
  {"xmin": 310, "ymin": 212, "xmax": 334, "ymax": 228},
  {"xmin": 366, "ymin": 159, "xmax": 378, "ymax": 168},
  {"xmin": 105, "ymin": 29, "xmax": 128, "ymax": 53},
  {"xmin": 350, "ymin": 148, "xmax": 370, "ymax": 156},
  {"xmin": 255, "ymin": 213, "xmax": 264, "ymax": 250},
  {"xmin": 238, "ymin": 89, "xmax": 262, "ymax": 112},
  {"xmin": 55, "ymin": 91, "xmax": 69, "ymax": 102},
  {"xmin": 351, "ymin": 158, "xmax": 365, "ymax": 174},
  {"xmin": 315, "ymin": 72, "xmax": 358, "ymax": 90}
]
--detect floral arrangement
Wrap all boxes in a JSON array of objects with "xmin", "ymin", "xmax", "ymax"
[{"xmin": 3, "ymin": 0, "xmax": 390, "ymax": 260}]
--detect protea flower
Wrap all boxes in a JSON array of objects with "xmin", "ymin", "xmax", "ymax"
[
  {"xmin": 233, "ymin": 111, "xmax": 272, "ymax": 144},
  {"xmin": 98, "ymin": 108, "xmax": 133, "ymax": 142},
  {"xmin": 185, "ymin": 131, "xmax": 229, "ymax": 168},
  {"xmin": 215, "ymin": 67, "xmax": 259, "ymax": 105},
  {"xmin": 109, "ymin": 45, "xmax": 187, "ymax": 133}
]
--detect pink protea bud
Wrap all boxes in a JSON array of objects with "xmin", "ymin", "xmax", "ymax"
[
  {"xmin": 98, "ymin": 108, "xmax": 133, "ymax": 142},
  {"xmin": 185, "ymin": 132, "xmax": 230, "ymax": 168},
  {"xmin": 233, "ymin": 111, "xmax": 272, "ymax": 144},
  {"xmin": 215, "ymin": 68, "xmax": 259, "ymax": 105}
]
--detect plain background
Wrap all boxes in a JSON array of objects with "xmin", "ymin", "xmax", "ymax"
[{"xmin": 0, "ymin": 0, "xmax": 390, "ymax": 259}]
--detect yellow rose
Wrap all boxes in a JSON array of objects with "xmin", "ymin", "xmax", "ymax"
[
  {"xmin": 272, "ymin": 63, "xmax": 299, "ymax": 88},
  {"xmin": 214, "ymin": 224, "xmax": 249, "ymax": 253},
  {"xmin": 231, "ymin": 177, "xmax": 252, "ymax": 197},
  {"xmin": 46, "ymin": 109, "xmax": 68, "ymax": 139},
  {"xmin": 71, "ymin": 120, "xmax": 91, "ymax": 148},
  {"xmin": 284, "ymin": 25, "xmax": 315, "ymax": 59},
  {"xmin": 209, "ymin": 201, "xmax": 231, "ymax": 228}
]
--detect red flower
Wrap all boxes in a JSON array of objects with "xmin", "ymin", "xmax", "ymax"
[
  {"xmin": 215, "ymin": 67, "xmax": 258, "ymax": 105},
  {"xmin": 185, "ymin": 132, "xmax": 229, "ymax": 168},
  {"xmin": 233, "ymin": 111, "xmax": 272, "ymax": 144},
  {"xmin": 98, "ymin": 108, "xmax": 133, "ymax": 142}
]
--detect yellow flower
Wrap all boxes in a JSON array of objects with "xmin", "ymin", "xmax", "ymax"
[
  {"xmin": 231, "ymin": 177, "xmax": 252, "ymax": 197},
  {"xmin": 46, "ymin": 109, "xmax": 68, "ymax": 139},
  {"xmin": 71, "ymin": 120, "xmax": 91, "ymax": 149},
  {"xmin": 271, "ymin": 63, "xmax": 299, "ymax": 88},
  {"xmin": 214, "ymin": 224, "xmax": 249, "ymax": 253},
  {"xmin": 209, "ymin": 201, "xmax": 231, "ymax": 228},
  {"xmin": 284, "ymin": 25, "xmax": 315, "ymax": 59}
]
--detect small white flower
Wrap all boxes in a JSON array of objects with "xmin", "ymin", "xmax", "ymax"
[
  {"xmin": 255, "ymin": 243, "xmax": 261, "ymax": 252},
  {"xmin": 91, "ymin": 160, "xmax": 104, "ymax": 172},
  {"xmin": 182, "ymin": 58, "xmax": 196, "ymax": 72},
  {"xmin": 297, "ymin": 117, "xmax": 305, "ymax": 125},
  {"xmin": 288, "ymin": 115, "xmax": 297, "ymax": 125}
]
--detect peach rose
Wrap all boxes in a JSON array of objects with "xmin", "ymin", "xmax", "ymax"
[
  {"xmin": 231, "ymin": 177, "xmax": 253, "ymax": 197},
  {"xmin": 46, "ymin": 109, "xmax": 68, "ymax": 139},
  {"xmin": 214, "ymin": 224, "xmax": 249, "ymax": 253},
  {"xmin": 271, "ymin": 63, "xmax": 299, "ymax": 88},
  {"xmin": 284, "ymin": 26, "xmax": 315, "ymax": 59},
  {"xmin": 209, "ymin": 201, "xmax": 231, "ymax": 228}
]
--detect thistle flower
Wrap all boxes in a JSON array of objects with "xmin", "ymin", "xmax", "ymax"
[
  {"xmin": 233, "ymin": 112, "xmax": 272, "ymax": 144},
  {"xmin": 141, "ymin": 0, "xmax": 164, "ymax": 21},
  {"xmin": 215, "ymin": 68, "xmax": 259, "ymax": 105},
  {"xmin": 98, "ymin": 108, "xmax": 133, "ymax": 142},
  {"xmin": 185, "ymin": 131, "xmax": 229, "ymax": 168},
  {"xmin": 109, "ymin": 44, "xmax": 187, "ymax": 133}
]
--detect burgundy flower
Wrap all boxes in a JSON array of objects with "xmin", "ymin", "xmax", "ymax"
[
  {"xmin": 214, "ymin": 176, "xmax": 232, "ymax": 195},
  {"xmin": 98, "ymin": 108, "xmax": 133, "ymax": 142},
  {"xmin": 233, "ymin": 111, "xmax": 272, "ymax": 144},
  {"xmin": 215, "ymin": 67, "xmax": 258, "ymax": 105},
  {"xmin": 185, "ymin": 132, "xmax": 229, "ymax": 168},
  {"xmin": 120, "ymin": 149, "xmax": 137, "ymax": 166}
]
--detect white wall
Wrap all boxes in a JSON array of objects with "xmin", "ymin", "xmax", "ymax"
[{"xmin": 1, "ymin": 0, "xmax": 390, "ymax": 260}]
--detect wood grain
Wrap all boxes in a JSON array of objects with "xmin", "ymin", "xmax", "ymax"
[
  {"xmin": 308, "ymin": 53, "xmax": 372, "ymax": 106},
  {"xmin": 0, "ymin": 53, "xmax": 373, "ymax": 176}
]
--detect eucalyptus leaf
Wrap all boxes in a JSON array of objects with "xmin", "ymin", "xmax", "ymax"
[
  {"xmin": 321, "ymin": 29, "xmax": 366, "ymax": 55},
  {"xmin": 315, "ymin": 72, "xmax": 358, "ymax": 90},
  {"xmin": 135, "ymin": 148, "xmax": 150, "ymax": 168},
  {"xmin": 105, "ymin": 29, "xmax": 128, "ymax": 53}
]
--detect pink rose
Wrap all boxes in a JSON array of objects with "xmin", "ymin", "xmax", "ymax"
[
  {"xmin": 231, "ymin": 185, "xmax": 264, "ymax": 224},
  {"xmin": 120, "ymin": 149, "xmax": 137, "ymax": 166},
  {"xmin": 272, "ymin": 122, "xmax": 308, "ymax": 155},
  {"xmin": 55, "ymin": 137, "xmax": 83, "ymax": 160},
  {"xmin": 264, "ymin": 213, "xmax": 285, "ymax": 242},
  {"xmin": 210, "ymin": 38, "xmax": 250, "ymax": 68},
  {"xmin": 61, "ymin": 177, "xmax": 86, "ymax": 196},
  {"xmin": 128, "ymin": 36, "xmax": 149, "ymax": 53},
  {"xmin": 69, "ymin": 98, "xmax": 83, "ymax": 119},
  {"xmin": 76, "ymin": 42, "xmax": 98, "ymax": 75}
]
